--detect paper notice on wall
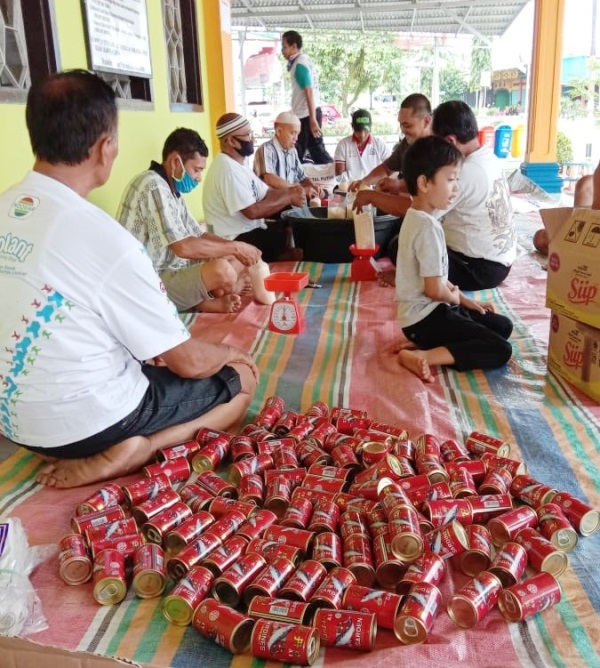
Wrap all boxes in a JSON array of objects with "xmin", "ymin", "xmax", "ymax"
[{"xmin": 221, "ymin": 0, "xmax": 231, "ymax": 33}]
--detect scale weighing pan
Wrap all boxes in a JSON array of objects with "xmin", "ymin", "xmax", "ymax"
[{"xmin": 264, "ymin": 272, "xmax": 309, "ymax": 293}]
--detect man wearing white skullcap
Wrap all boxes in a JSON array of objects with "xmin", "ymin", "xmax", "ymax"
[
  {"xmin": 253, "ymin": 111, "xmax": 323, "ymax": 200},
  {"xmin": 203, "ymin": 113, "xmax": 306, "ymax": 262}
]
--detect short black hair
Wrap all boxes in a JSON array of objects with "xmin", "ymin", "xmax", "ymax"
[
  {"xmin": 282, "ymin": 30, "xmax": 302, "ymax": 49},
  {"xmin": 162, "ymin": 128, "xmax": 209, "ymax": 162},
  {"xmin": 26, "ymin": 70, "xmax": 117, "ymax": 165},
  {"xmin": 432, "ymin": 100, "xmax": 478, "ymax": 144},
  {"xmin": 403, "ymin": 135, "xmax": 463, "ymax": 197},
  {"xmin": 401, "ymin": 93, "xmax": 432, "ymax": 116}
]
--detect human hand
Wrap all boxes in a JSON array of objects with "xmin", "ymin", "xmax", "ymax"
[
  {"xmin": 289, "ymin": 184, "xmax": 306, "ymax": 208},
  {"xmin": 228, "ymin": 347, "xmax": 260, "ymax": 383},
  {"xmin": 448, "ymin": 283, "xmax": 461, "ymax": 305},
  {"xmin": 376, "ymin": 177, "xmax": 403, "ymax": 195},
  {"xmin": 309, "ymin": 117, "xmax": 321, "ymax": 138},
  {"xmin": 352, "ymin": 189, "xmax": 373, "ymax": 213},
  {"xmin": 349, "ymin": 180, "xmax": 363, "ymax": 193},
  {"xmin": 234, "ymin": 241, "xmax": 262, "ymax": 266}
]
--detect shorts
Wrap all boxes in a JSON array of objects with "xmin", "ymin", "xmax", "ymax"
[
  {"xmin": 160, "ymin": 262, "xmax": 212, "ymax": 311},
  {"xmin": 21, "ymin": 364, "xmax": 241, "ymax": 459}
]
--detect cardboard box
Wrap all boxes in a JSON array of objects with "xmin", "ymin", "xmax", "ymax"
[
  {"xmin": 540, "ymin": 207, "xmax": 600, "ymax": 328},
  {"xmin": 547, "ymin": 310, "xmax": 600, "ymax": 402}
]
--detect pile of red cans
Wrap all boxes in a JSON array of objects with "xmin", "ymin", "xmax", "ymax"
[{"xmin": 57, "ymin": 398, "xmax": 600, "ymax": 664}]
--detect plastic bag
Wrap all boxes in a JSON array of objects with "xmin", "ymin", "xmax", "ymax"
[{"xmin": 0, "ymin": 517, "xmax": 55, "ymax": 636}]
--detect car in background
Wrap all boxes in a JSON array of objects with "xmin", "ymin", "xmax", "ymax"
[{"xmin": 321, "ymin": 103, "xmax": 343, "ymax": 125}]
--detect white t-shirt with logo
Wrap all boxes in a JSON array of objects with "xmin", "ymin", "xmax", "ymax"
[
  {"xmin": 441, "ymin": 146, "xmax": 516, "ymax": 266},
  {"xmin": 395, "ymin": 207, "xmax": 447, "ymax": 329},
  {"xmin": 334, "ymin": 135, "xmax": 391, "ymax": 181},
  {"xmin": 0, "ymin": 171, "xmax": 189, "ymax": 447},
  {"xmin": 203, "ymin": 153, "xmax": 269, "ymax": 240}
]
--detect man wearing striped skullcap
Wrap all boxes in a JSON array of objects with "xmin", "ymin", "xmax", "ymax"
[{"xmin": 203, "ymin": 113, "xmax": 306, "ymax": 262}]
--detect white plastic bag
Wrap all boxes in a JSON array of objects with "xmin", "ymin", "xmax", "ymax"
[{"xmin": 0, "ymin": 517, "xmax": 55, "ymax": 636}]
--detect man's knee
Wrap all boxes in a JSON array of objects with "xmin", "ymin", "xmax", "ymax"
[
  {"xmin": 574, "ymin": 174, "xmax": 593, "ymax": 208},
  {"xmin": 202, "ymin": 258, "xmax": 237, "ymax": 293},
  {"xmin": 233, "ymin": 362, "xmax": 258, "ymax": 399}
]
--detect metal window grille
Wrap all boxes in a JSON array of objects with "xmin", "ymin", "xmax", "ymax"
[
  {"xmin": 0, "ymin": 0, "xmax": 30, "ymax": 89},
  {"xmin": 98, "ymin": 71, "xmax": 132, "ymax": 100},
  {"xmin": 163, "ymin": 0, "xmax": 188, "ymax": 103}
]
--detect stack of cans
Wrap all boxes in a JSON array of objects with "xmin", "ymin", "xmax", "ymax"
[{"xmin": 57, "ymin": 396, "xmax": 600, "ymax": 661}]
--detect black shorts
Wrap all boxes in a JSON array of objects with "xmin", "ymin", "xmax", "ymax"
[{"xmin": 21, "ymin": 365, "xmax": 241, "ymax": 459}]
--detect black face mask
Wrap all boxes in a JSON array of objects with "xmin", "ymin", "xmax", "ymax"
[{"xmin": 235, "ymin": 139, "xmax": 255, "ymax": 157}]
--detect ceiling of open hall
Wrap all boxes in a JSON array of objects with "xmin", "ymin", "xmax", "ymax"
[{"xmin": 229, "ymin": 0, "xmax": 531, "ymax": 40}]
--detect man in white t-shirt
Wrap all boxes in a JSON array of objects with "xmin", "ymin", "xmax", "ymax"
[
  {"xmin": 0, "ymin": 70, "xmax": 258, "ymax": 489},
  {"xmin": 203, "ymin": 113, "xmax": 306, "ymax": 262},
  {"xmin": 334, "ymin": 109, "xmax": 391, "ymax": 182},
  {"xmin": 118, "ymin": 128, "xmax": 261, "ymax": 313},
  {"xmin": 432, "ymin": 101, "xmax": 516, "ymax": 290}
]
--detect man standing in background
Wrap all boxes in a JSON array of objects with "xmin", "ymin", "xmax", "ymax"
[{"xmin": 281, "ymin": 30, "xmax": 333, "ymax": 165}]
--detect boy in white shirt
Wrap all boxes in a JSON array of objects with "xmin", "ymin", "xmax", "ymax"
[{"xmin": 394, "ymin": 136, "xmax": 513, "ymax": 382}]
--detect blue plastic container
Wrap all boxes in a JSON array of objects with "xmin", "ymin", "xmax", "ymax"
[{"xmin": 494, "ymin": 125, "xmax": 513, "ymax": 158}]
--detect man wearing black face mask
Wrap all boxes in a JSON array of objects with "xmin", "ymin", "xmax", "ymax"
[
  {"xmin": 203, "ymin": 113, "xmax": 307, "ymax": 262},
  {"xmin": 118, "ymin": 128, "xmax": 261, "ymax": 313}
]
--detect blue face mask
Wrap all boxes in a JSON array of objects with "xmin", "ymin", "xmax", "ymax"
[{"xmin": 172, "ymin": 157, "xmax": 198, "ymax": 194}]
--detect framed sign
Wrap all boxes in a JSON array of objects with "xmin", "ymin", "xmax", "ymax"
[{"xmin": 82, "ymin": 0, "xmax": 152, "ymax": 78}]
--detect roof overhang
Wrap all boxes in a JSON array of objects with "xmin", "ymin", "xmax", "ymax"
[{"xmin": 230, "ymin": 0, "xmax": 531, "ymax": 40}]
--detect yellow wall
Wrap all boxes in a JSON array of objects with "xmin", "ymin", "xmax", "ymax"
[{"xmin": 0, "ymin": 0, "xmax": 221, "ymax": 220}]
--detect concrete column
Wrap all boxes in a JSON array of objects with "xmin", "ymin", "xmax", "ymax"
[{"xmin": 520, "ymin": 0, "xmax": 565, "ymax": 193}]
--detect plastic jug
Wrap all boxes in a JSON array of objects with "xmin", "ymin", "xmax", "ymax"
[{"xmin": 494, "ymin": 125, "xmax": 513, "ymax": 159}]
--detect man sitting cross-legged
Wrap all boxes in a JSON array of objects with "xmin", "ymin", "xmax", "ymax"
[{"xmin": 118, "ymin": 128, "xmax": 262, "ymax": 313}]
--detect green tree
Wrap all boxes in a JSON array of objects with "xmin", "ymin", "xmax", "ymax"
[
  {"xmin": 469, "ymin": 37, "xmax": 492, "ymax": 107},
  {"xmin": 439, "ymin": 65, "xmax": 468, "ymax": 102},
  {"xmin": 301, "ymin": 31, "xmax": 403, "ymax": 115}
]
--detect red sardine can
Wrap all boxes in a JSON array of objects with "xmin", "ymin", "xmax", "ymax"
[
  {"xmin": 202, "ymin": 535, "xmax": 249, "ymax": 577},
  {"xmin": 342, "ymin": 584, "xmax": 402, "ymax": 630},
  {"xmin": 456, "ymin": 524, "xmax": 493, "ymax": 577},
  {"xmin": 122, "ymin": 473, "xmax": 172, "ymax": 507},
  {"xmin": 76, "ymin": 482, "xmax": 125, "ymax": 515},
  {"xmin": 551, "ymin": 491, "xmax": 600, "ymax": 536},
  {"xmin": 465, "ymin": 431, "xmax": 511, "ymax": 457},
  {"xmin": 278, "ymin": 559, "xmax": 328, "ymax": 602},
  {"xmin": 510, "ymin": 474, "xmax": 556, "ymax": 508},
  {"xmin": 396, "ymin": 551, "xmax": 446, "ymax": 596},
  {"xmin": 71, "ymin": 506, "xmax": 126, "ymax": 535},
  {"xmin": 92, "ymin": 548, "xmax": 127, "ymax": 605},
  {"xmin": 132, "ymin": 543, "xmax": 166, "ymax": 599},
  {"xmin": 468, "ymin": 493, "xmax": 513, "ymax": 523},
  {"xmin": 246, "ymin": 538, "xmax": 302, "ymax": 565},
  {"xmin": 142, "ymin": 457, "xmax": 191, "ymax": 483},
  {"xmin": 212, "ymin": 552, "xmax": 267, "ymax": 607},
  {"xmin": 514, "ymin": 527, "xmax": 569, "ymax": 577},
  {"xmin": 488, "ymin": 541, "xmax": 528, "ymax": 587},
  {"xmin": 424, "ymin": 520, "xmax": 469, "ymax": 560},
  {"xmin": 313, "ymin": 609, "xmax": 376, "ymax": 651},
  {"xmin": 164, "ymin": 511, "xmax": 216, "ymax": 553},
  {"xmin": 193, "ymin": 598, "xmax": 255, "ymax": 654},
  {"xmin": 162, "ymin": 565, "xmax": 214, "ymax": 626},
  {"xmin": 250, "ymin": 619, "xmax": 320, "ymax": 665},
  {"xmin": 311, "ymin": 531, "xmax": 343, "ymax": 570},
  {"xmin": 58, "ymin": 533, "xmax": 93, "ymax": 585},
  {"xmin": 263, "ymin": 525, "xmax": 315, "ymax": 555},
  {"xmin": 248, "ymin": 595, "xmax": 314, "ymax": 625},
  {"xmin": 85, "ymin": 517, "xmax": 138, "ymax": 543},
  {"xmin": 236, "ymin": 509, "xmax": 278, "ymax": 542},
  {"xmin": 308, "ymin": 499, "xmax": 340, "ymax": 533},
  {"xmin": 536, "ymin": 502, "xmax": 579, "ymax": 552},
  {"xmin": 487, "ymin": 506, "xmax": 539, "ymax": 546},
  {"xmin": 158, "ymin": 440, "xmax": 201, "ymax": 463},
  {"xmin": 394, "ymin": 582, "xmax": 442, "ymax": 645},
  {"xmin": 447, "ymin": 571, "xmax": 503, "ymax": 628},
  {"xmin": 311, "ymin": 566, "xmax": 356, "ymax": 609},
  {"xmin": 498, "ymin": 572, "xmax": 562, "ymax": 622},
  {"xmin": 89, "ymin": 533, "xmax": 144, "ymax": 561},
  {"xmin": 243, "ymin": 556, "xmax": 298, "ymax": 606}
]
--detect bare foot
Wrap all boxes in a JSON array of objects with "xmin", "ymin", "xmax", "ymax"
[
  {"xmin": 377, "ymin": 269, "xmax": 395, "ymax": 287},
  {"xmin": 236, "ymin": 273, "xmax": 253, "ymax": 296},
  {"xmin": 397, "ymin": 349, "xmax": 435, "ymax": 383},
  {"xmin": 393, "ymin": 339, "xmax": 418, "ymax": 352},
  {"xmin": 35, "ymin": 436, "xmax": 152, "ymax": 488},
  {"xmin": 197, "ymin": 294, "xmax": 242, "ymax": 313}
]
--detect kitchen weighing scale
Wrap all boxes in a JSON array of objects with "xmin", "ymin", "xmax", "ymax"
[{"xmin": 263, "ymin": 272, "xmax": 309, "ymax": 334}]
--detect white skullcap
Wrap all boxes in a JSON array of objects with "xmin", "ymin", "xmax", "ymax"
[
  {"xmin": 216, "ymin": 114, "xmax": 250, "ymax": 138},
  {"xmin": 275, "ymin": 111, "xmax": 300, "ymax": 126}
]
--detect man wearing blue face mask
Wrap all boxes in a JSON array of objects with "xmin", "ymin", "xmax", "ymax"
[{"xmin": 118, "ymin": 128, "xmax": 261, "ymax": 313}]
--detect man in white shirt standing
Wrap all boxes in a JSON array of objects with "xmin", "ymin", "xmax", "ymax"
[
  {"xmin": 0, "ymin": 71, "xmax": 258, "ymax": 488},
  {"xmin": 334, "ymin": 109, "xmax": 391, "ymax": 182},
  {"xmin": 203, "ymin": 113, "xmax": 305, "ymax": 262},
  {"xmin": 281, "ymin": 30, "xmax": 333, "ymax": 165}
]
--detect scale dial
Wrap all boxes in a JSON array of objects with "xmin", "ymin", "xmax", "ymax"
[{"xmin": 270, "ymin": 300, "xmax": 299, "ymax": 333}]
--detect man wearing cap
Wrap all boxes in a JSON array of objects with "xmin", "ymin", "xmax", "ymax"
[
  {"xmin": 203, "ymin": 113, "xmax": 306, "ymax": 263},
  {"xmin": 281, "ymin": 30, "xmax": 333, "ymax": 165},
  {"xmin": 334, "ymin": 109, "xmax": 391, "ymax": 182},
  {"xmin": 118, "ymin": 128, "xmax": 262, "ymax": 314},
  {"xmin": 253, "ymin": 111, "xmax": 323, "ymax": 199}
]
